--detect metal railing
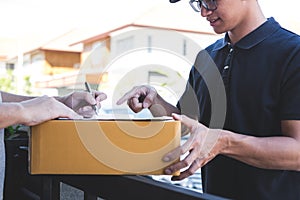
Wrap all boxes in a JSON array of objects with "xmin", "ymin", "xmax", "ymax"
[{"xmin": 19, "ymin": 175, "xmax": 227, "ymax": 200}]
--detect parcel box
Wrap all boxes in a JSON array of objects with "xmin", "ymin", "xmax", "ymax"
[{"xmin": 29, "ymin": 119, "xmax": 181, "ymax": 175}]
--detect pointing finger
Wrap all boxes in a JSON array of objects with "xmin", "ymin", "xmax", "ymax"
[{"xmin": 116, "ymin": 92, "xmax": 134, "ymax": 105}]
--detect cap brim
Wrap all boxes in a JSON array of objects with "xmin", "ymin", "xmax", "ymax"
[{"xmin": 169, "ymin": 0, "xmax": 181, "ymax": 3}]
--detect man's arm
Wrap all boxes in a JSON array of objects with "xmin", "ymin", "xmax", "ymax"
[
  {"xmin": 222, "ymin": 120, "xmax": 300, "ymax": 171},
  {"xmin": 163, "ymin": 115, "xmax": 300, "ymax": 180}
]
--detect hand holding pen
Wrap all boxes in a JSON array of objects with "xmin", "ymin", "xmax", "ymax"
[{"xmin": 85, "ymin": 81, "xmax": 101, "ymax": 115}]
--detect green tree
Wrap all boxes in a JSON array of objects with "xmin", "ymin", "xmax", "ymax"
[
  {"xmin": 0, "ymin": 69, "xmax": 32, "ymax": 94},
  {"xmin": 23, "ymin": 75, "xmax": 32, "ymax": 95},
  {"xmin": 0, "ymin": 69, "xmax": 16, "ymax": 92}
]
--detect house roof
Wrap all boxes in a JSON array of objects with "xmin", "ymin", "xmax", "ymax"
[
  {"xmin": 73, "ymin": 3, "xmax": 216, "ymax": 45},
  {"xmin": 1, "ymin": 2, "xmax": 217, "ymax": 61},
  {"xmin": 2, "ymin": 0, "xmax": 300, "ymax": 61}
]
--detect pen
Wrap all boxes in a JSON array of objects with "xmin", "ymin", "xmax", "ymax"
[{"xmin": 84, "ymin": 81, "xmax": 99, "ymax": 115}]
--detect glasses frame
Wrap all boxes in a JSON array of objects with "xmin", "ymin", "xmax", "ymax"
[{"xmin": 189, "ymin": 0, "xmax": 218, "ymax": 12}]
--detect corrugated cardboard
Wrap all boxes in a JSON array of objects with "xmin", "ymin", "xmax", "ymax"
[{"xmin": 29, "ymin": 119, "xmax": 181, "ymax": 175}]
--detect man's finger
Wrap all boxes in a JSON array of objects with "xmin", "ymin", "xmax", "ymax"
[
  {"xmin": 95, "ymin": 92, "xmax": 107, "ymax": 102},
  {"xmin": 164, "ymin": 149, "xmax": 198, "ymax": 176},
  {"xmin": 171, "ymin": 157, "xmax": 203, "ymax": 181},
  {"xmin": 172, "ymin": 113, "xmax": 199, "ymax": 132},
  {"xmin": 163, "ymin": 133, "xmax": 196, "ymax": 162},
  {"xmin": 116, "ymin": 92, "xmax": 134, "ymax": 105},
  {"xmin": 142, "ymin": 92, "xmax": 155, "ymax": 108}
]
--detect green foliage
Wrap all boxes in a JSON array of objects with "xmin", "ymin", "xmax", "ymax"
[
  {"xmin": 23, "ymin": 75, "xmax": 32, "ymax": 95},
  {"xmin": 1, "ymin": 70, "xmax": 32, "ymax": 139},
  {"xmin": 0, "ymin": 70, "xmax": 16, "ymax": 92},
  {"xmin": 0, "ymin": 69, "xmax": 32, "ymax": 94},
  {"xmin": 4, "ymin": 125, "xmax": 21, "ymax": 140}
]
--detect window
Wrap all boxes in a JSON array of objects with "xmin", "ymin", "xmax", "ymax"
[{"xmin": 115, "ymin": 36, "xmax": 134, "ymax": 56}]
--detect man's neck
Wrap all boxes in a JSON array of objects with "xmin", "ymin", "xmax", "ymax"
[{"xmin": 228, "ymin": 4, "xmax": 266, "ymax": 44}]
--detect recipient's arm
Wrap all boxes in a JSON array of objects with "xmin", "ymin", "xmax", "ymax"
[{"xmin": 0, "ymin": 92, "xmax": 81, "ymax": 129}]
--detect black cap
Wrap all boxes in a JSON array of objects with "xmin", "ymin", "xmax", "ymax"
[{"xmin": 169, "ymin": 0, "xmax": 181, "ymax": 3}]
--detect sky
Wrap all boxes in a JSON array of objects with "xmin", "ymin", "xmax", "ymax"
[
  {"xmin": 1, "ymin": 0, "xmax": 299, "ymax": 36},
  {"xmin": 0, "ymin": 0, "xmax": 299, "ymax": 58},
  {"xmin": 0, "ymin": 0, "xmax": 163, "ymax": 37}
]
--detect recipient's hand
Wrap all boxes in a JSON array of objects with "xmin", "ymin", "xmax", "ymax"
[
  {"xmin": 60, "ymin": 91, "xmax": 107, "ymax": 118},
  {"xmin": 163, "ymin": 113, "xmax": 224, "ymax": 181},
  {"xmin": 116, "ymin": 85, "xmax": 158, "ymax": 113},
  {"xmin": 20, "ymin": 96, "xmax": 83, "ymax": 126}
]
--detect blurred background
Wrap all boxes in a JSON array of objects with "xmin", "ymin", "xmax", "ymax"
[{"xmin": 0, "ymin": 0, "xmax": 299, "ymax": 97}]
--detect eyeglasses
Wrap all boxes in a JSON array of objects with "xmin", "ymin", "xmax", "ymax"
[{"xmin": 189, "ymin": 0, "xmax": 217, "ymax": 12}]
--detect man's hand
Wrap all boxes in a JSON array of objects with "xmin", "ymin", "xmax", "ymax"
[
  {"xmin": 116, "ymin": 85, "xmax": 158, "ymax": 113},
  {"xmin": 60, "ymin": 91, "xmax": 107, "ymax": 118},
  {"xmin": 163, "ymin": 113, "xmax": 224, "ymax": 181}
]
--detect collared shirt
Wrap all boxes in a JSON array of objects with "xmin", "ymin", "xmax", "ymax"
[{"xmin": 178, "ymin": 18, "xmax": 300, "ymax": 200}]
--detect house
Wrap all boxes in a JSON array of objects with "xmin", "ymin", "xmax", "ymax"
[
  {"xmin": 2, "ymin": 0, "xmax": 300, "ymax": 96},
  {"xmin": 3, "ymin": 3, "xmax": 221, "ymax": 98}
]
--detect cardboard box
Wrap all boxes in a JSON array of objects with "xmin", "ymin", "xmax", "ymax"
[{"xmin": 30, "ymin": 119, "xmax": 181, "ymax": 175}]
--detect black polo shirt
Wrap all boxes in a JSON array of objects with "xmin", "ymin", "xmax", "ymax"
[{"xmin": 178, "ymin": 18, "xmax": 300, "ymax": 200}]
